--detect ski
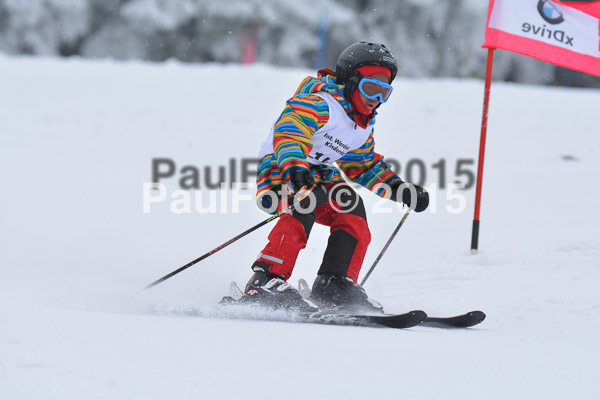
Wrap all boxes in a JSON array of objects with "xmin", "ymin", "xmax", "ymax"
[
  {"xmin": 298, "ymin": 278, "xmax": 486, "ymax": 329},
  {"xmin": 217, "ymin": 281, "xmax": 484, "ymax": 329},
  {"xmin": 217, "ymin": 281, "xmax": 426, "ymax": 329},
  {"xmin": 421, "ymin": 311, "xmax": 486, "ymax": 328},
  {"xmin": 310, "ymin": 309, "xmax": 427, "ymax": 329},
  {"xmin": 219, "ymin": 296, "xmax": 427, "ymax": 329}
]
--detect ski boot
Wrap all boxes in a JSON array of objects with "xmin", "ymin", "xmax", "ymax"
[
  {"xmin": 236, "ymin": 268, "xmax": 318, "ymax": 313},
  {"xmin": 310, "ymin": 274, "xmax": 383, "ymax": 314}
]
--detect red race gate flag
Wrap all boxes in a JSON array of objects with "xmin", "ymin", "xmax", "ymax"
[
  {"xmin": 483, "ymin": 0, "xmax": 600, "ymax": 77},
  {"xmin": 471, "ymin": 1, "xmax": 599, "ymax": 253}
]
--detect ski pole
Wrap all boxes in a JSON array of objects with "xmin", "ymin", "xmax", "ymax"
[
  {"xmin": 360, "ymin": 208, "xmax": 411, "ymax": 287},
  {"xmin": 144, "ymin": 185, "xmax": 316, "ymax": 290}
]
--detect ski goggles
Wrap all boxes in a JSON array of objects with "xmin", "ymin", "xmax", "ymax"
[{"xmin": 358, "ymin": 76, "xmax": 394, "ymax": 103}]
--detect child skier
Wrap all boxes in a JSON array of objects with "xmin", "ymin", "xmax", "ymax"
[{"xmin": 243, "ymin": 42, "xmax": 429, "ymax": 312}]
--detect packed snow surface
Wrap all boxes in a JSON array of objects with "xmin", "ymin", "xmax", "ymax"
[{"xmin": 1, "ymin": 56, "xmax": 599, "ymax": 399}]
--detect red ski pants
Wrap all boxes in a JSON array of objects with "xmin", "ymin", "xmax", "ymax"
[{"xmin": 253, "ymin": 184, "xmax": 371, "ymax": 283}]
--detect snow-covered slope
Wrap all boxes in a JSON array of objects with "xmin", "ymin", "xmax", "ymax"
[{"xmin": 1, "ymin": 56, "xmax": 599, "ymax": 399}]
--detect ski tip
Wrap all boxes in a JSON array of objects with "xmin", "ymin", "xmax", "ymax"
[
  {"xmin": 411, "ymin": 310, "xmax": 428, "ymax": 321},
  {"xmin": 366, "ymin": 310, "xmax": 428, "ymax": 329},
  {"xmin": 421, "ymin": 310, "xmax": 487, "ymax": 329},
  {"xmin": 468, "ymin": 310, "xmax": 486, "ymax": 323},
  {"xmin": 229, "ymin": 281, "xmax": 244, "ymax": 301}
]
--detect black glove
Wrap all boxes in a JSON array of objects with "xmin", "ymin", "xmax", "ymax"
[
  {"xmin": 287, "ymin": 170, "xmax": 327, "ymax": 212},
  {"xmin": 287, "ymin": 170, "xmax": 315, "ymax": 195},
  {"xmin": 391, "ymin": 181, "xmax": 429, "ymax": 213}
]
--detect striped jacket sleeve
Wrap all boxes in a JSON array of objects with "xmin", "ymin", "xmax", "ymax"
[
  {"xmin": 337, "ymin": 130, "xmax": 402, "ymax": 198},
  {"xmin": 273, "ymin": 94, "xmax": 329, "ymax": 181}
]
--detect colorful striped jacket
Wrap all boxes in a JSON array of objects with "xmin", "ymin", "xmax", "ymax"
[{"xmin": 256, "ymin": 69, "xmax": 402, "ymax": 211}]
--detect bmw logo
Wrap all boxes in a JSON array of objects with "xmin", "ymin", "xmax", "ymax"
[{"xmin": 537, "ymin": 0, "xmax": 565, "ymax": 24}]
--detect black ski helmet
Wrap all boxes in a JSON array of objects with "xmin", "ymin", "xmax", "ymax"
[{"xmin": 335, "ymin": 42, "xmax": 398, "ymax": 87}]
